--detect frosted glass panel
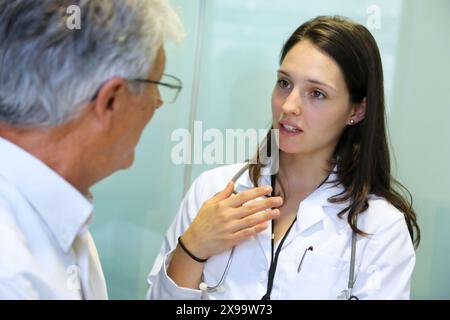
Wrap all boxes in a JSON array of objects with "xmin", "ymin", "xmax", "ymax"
[{"xmin": 389, "ymin": 0, "xmax": 450, "ymax": 299}]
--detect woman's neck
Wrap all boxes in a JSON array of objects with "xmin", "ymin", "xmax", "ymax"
[{"xmin": 277, "ymin": 150, "xmax": 334, "ymax": 198}]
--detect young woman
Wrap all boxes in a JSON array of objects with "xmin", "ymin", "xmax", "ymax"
[{"xmin": 147, "ymin": 15, "xmax": 420, "ymax": 300}]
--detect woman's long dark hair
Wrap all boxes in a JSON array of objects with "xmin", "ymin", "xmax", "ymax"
[{"xmin": 250, "ymin": 16, "xmax": 420, "ymax": 248}]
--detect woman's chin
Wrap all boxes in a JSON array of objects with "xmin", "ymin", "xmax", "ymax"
[{"xmin": 278, "ymin": 140, "xmax": 305, "ymax": 155}]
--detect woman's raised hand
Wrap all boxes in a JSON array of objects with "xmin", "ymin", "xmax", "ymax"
[{"xmin": 180, "ymin": 181, "xmax": 283, "ymax": 260}]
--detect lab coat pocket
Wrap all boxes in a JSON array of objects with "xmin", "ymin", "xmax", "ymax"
[{"xmin": 291, "ymin": 251, "xmax": 350, "ymax": 299}]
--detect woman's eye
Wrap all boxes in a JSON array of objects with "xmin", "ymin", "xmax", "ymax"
[
  {"xmin": 311, "ymin": 90, "xmax": 326, "ymax": 99},
  {"xmin": 277, "ymin": 79, "xmax": 291, "ymax": 90}
]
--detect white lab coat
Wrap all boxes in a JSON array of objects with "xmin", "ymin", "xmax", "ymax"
[{"xmin": 147, "ymin": 163, "xmax": 415, "ymax": 300}]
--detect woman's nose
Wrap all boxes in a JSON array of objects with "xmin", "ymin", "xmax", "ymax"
[{"xmin": 281, "ymin": 91, "xmax": 301, "ymax": 116}]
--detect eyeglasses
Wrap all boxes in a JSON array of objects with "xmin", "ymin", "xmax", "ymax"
[
  {"xmin": 89, "ymin": 74, "xmax": 182, "ymax": 104},
  {"xmin": 129, "ymin": 73, "xmax": 183, "ymax": 104}
]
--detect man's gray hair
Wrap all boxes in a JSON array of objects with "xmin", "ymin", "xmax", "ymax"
[{"xmin": 0, "ymin": 0, "xmax": 184, "ymax": 127}]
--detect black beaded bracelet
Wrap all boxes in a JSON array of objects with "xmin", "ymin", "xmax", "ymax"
[{"xmin": 178, "ymin": 236, "xmax": 208, "ymax": 263}]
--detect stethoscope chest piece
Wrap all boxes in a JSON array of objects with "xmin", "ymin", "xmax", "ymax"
[
  {"xmin": 337, "ymin": 289, "xmax": 359, "ymax": 300},
  {"xmin": 337, "ymin": 289, "xmax": 350, "ymax": 300},
  {"xmin": 199, "ymin": 281, "xmax": 225, "ymax": 293}
]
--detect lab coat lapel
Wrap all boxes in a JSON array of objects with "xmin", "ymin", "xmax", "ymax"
[
  {"xmin": 295, "ymin": 181, "xmax": 340, "ymax": 235},
  {"xmin": 296, "ymin": 201, "xmax": 326, "ymax": 234},
  {"xmin": 278, "ymin": 200, "xmax": 326, "ymax": 250},
  {"xmin": 254, "ymin": 221, "xmax": 273, "ymax": 268},
  {"xmin": 287, "ymin": 173, "xmax": 350, "ymax": 247},
  {"xmin": 235, "ymin": 169, "xmax": 273, "ymax": 267}
]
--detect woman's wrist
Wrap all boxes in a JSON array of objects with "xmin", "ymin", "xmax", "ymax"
[
  {"xmin": 178, "ymin": 236, "xmax": 209, "ymax": 263},
  {"xmin": 178, "ymin": 232, "xmax": 210, "ymax": 262}
]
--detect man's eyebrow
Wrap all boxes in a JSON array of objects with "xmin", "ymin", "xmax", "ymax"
[{"xmin": 277, "ymin": 69, "xmax": 337, "ymax": 92}]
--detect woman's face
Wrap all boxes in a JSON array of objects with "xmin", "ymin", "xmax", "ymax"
[{"xmin": 272, "ymin": 40, "xmax": 356, "ymax": 157}]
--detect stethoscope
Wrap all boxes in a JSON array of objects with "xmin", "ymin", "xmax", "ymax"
[{"xmin": 199, "ymin": 162, "xmax": 359, "ymax": 300}]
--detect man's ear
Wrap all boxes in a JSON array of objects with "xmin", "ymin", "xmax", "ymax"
[
  {"xmin": 92, "ymin": 77, "xmax": 126, "ymax": 129},
  {"xmin": 349, "ymin": 97, "xmax": 366, "ymax": 125}
]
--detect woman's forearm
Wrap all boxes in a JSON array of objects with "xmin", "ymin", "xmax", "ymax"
[{"xmin": 166, "ymin": 245, "xmax": 205, "ymax": 290}]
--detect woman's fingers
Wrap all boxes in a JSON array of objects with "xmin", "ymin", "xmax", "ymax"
[
  {"xmin": 223, "ymin": 185, "xmax": 274, "ymax": 208},
  {"xmin": 229, "ymin": 209, "xmax": 280, "ymax": 233},
  {"xmin": 233, "ymin": 196, "xmax": 283, "ymax": 219},
  {"xmin": 188, "ymin": 184, "xmax": 283, "ymax": 258},
  {"xmin": 231, "ymin": 222, "xmax": 270, "ymax": 244}
]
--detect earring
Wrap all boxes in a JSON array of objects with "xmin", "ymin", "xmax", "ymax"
[{"xmin": 349, "ymin": 119, "xmax": 355, "ymax": 125}]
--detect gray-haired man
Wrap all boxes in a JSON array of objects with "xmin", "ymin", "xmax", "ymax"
[{"xmin": 0, "ymin": 0, "xmax": 184, "ymax": 299}]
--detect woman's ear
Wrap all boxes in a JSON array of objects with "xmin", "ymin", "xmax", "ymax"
[
  {"xmin": 348, "ymin": 97, "xmax": 366, "ymax": 125},
  {"xmin": 92, "ymin": 77, "xmax": 126, "ymax": 129}
]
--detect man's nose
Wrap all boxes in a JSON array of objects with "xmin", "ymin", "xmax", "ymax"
[{"xmin": 154, "ymin": 87, "xmax": 163, "ymax": 108}]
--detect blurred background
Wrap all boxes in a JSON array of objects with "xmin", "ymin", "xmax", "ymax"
[{"xmin": 90, "ymin": 0, "xmax": 450, "ymax": 299}]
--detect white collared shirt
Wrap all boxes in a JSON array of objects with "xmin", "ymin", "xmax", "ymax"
[
  {"xmin": 147, "ymin": 163, "xmax": 415, "ymax": 300},
  {"xmin": 0, "ymin": 137, "xmax": 108, "ymax": 299}
]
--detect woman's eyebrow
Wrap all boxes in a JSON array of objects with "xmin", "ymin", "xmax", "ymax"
[
  {"xmin": 306, "ymin": 78, "xmax": 337, "ymax": 92},
  {"xmin": 277, "ymin": 69, "xmax": 337, "ymax": 92},
  {"xmin": 277, "ymin": 69, "xmax": 291, "ymax": 77}
]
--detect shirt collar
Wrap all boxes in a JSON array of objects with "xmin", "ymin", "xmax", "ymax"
[
  {"xmin": 234, "ymin": 161, "xmax": 350, "ymax": 234},
  {"xmin": 0, "ymin": 137, "xmax": 94, "ymax": 252}
]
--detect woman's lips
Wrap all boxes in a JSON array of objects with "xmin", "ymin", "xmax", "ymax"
[{"xmin": 279, "ymin": 120, "xmax": 303, "ymax": 136}]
